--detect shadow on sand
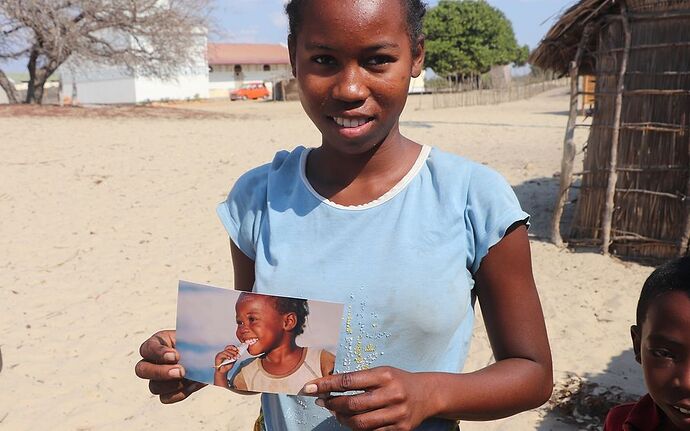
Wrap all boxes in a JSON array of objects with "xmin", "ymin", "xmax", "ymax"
[{"xmin": 537, "ymin": 348, "xmax": 644, "ymax": 430}]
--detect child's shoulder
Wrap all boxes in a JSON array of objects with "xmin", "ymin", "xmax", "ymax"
[{"xmin": 604, "ymin": 394, "xmax": 660, "ymax": 431}]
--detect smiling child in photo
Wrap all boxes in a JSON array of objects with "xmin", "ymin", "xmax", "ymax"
[{"xmin": 213, "ymin": 292, "xmax": 335, "ymax": 395}]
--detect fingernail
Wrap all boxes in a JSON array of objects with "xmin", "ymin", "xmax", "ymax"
[
  {"xmin": 168, "ymin": 368, "xmax": 181, "ymax": 378},
  {"xmin": 302, "ymin": 383, "xmax": 318, "ymax": 394},
  {"xmin": 315, "ymin": 398, "xmax": 325, "ymax": 407},
  {"xmin": 163, "ymin": 352, "xmax": 176, "ymax": 362}
]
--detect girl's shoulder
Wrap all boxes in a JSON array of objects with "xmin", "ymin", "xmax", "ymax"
[
  {"xmin": 425, "ymin": 147, "xmax": 514, "ymax": 199},
  {"xmin": 233, "ymin": 146, "xmax": 307, "ymax": 191}
]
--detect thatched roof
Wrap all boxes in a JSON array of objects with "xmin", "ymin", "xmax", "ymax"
[
  {"xmin": 530, "ymin": 0, "xmax": 690, "ymax": 74},
  {"xmin": 529, "ymin": 0, "xmax": 619, "ymax": 75}
]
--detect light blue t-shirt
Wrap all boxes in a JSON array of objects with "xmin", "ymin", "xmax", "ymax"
[{"xmin": 217, "ymin": 145, "xmax": 528, "ymax": 431}]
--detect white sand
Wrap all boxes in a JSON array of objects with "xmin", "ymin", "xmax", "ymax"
[{"xmin": 0, "ymin": 89, "xmax": 652, "ymax": 430}]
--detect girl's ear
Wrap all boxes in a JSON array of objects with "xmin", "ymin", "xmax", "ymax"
[
  {"xmin": 283, "ymin": 312, "xmax": 297, "ymax": 332},
  {"xmin": 631, "ymin": 325, "xmax": 642, "ymax": 364},
  {"xmin": 411, "ymin": 36, "xmax": 425, "ymax": 78},
  {"xmin": 288, "ymin": 35, "xmax": 297, "ymax": 78}
]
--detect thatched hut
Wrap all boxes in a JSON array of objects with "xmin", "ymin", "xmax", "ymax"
[{"xmin": 530, "ymin": 0, "xmax": 690, "ymax": 261}]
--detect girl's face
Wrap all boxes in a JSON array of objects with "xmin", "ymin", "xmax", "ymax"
[
  {"xmin": 235, "ymin": 296, "xmax": 295, "ymax": 356},
  {"xmin": 289, "ymin": 0, "xmax": 424, "ymax": 155}
]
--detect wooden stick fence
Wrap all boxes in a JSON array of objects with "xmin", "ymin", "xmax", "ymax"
[{"xmin": 430, "ymin": 78, "xmax": 569, "ymax": 110}]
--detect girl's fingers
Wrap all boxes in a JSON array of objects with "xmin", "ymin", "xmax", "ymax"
[
  {"xmin": 135, "ymin": 359, "xmax": 185, "ymax": 381},
  {"xmin": 159, "ymin": 381, "xmax": 206, "ymax": 404},
  {"xmin": 149, "ymin": 379, "xmax": 184, "ymax": 395},
  {"xmin": 331, "ymin": 407, "xmax": 402, "ymax": 431},
  {"xmin": 139, "ymin": 331, "xmax": 177, "ymax": 364},
  {"xmin": 320, "ymin": 391, "xmax": 383, "ymax": 415},
  {"xmin": 303, "ymin": 368, "xmax": 389, "ymax": 395}
]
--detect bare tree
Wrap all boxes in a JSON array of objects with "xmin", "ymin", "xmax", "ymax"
[{"xmin": 0, "ymin": 0, "xmax": 211, "ymax": 104}]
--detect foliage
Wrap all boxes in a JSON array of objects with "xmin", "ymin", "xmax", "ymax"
[
  {"xmin": 0, "ymin": 0, "xmax": 210, "ymax": 104},
  {"xmin": 424, "ymin": 0, "xmax": 529, "ymax": 79}
]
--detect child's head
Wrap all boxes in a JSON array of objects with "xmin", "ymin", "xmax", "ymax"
[
  {"xmin": 631, "ymin": 257, "xmax": 690, "ymax": 430},
  {"xmin": 235, "ymin": 293, "xmax": 309, "ymax": 355},
  {"xmin": 284, "ymin": 0, "xmax": 426, "ymax": 156}
]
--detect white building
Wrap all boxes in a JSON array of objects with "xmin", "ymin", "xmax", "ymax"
[
  {"xmin": 207, "ymin": 43, "xmax": 291, "ymax": 98},
  {"xmin": 60, "ymin": 34, "xmax": 209, "ymax": 105}
]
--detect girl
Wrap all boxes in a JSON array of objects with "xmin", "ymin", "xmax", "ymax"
[{"xmin": 136, "ymin": 0, "xmax": 553, "ymax": 430}]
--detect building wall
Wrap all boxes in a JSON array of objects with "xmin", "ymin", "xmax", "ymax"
[
  {"xmin": 62, "ymin": 76, "xmax": 137, "ymax": 104},
  {"xmin": 208, "ymin": 63, "xmax": 291, "ymax": 98}
]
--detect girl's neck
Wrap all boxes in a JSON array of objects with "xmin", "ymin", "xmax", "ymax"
[
  {"xmin": 261, "ymin": 341, "xmax": 305, "ymax": 376},
  {"xmin": 307, "ymin": 128, "xmax": 422, "ymax": 206}
]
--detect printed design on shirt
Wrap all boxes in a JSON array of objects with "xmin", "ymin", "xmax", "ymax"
[{"xmin": 340, "ymin": 287, "xmax": 391, "ymax": 372}]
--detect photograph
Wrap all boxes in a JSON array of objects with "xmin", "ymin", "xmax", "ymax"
[{"xmin": 175, "ymin": 281, "xmax": 344, "ymax": 396}]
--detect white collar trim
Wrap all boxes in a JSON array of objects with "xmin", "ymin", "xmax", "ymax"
[{"xmin": 299, "ymin": 145, "xmax": 431, "ymax": 211}]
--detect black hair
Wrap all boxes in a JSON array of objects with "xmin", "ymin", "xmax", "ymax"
[
  {"xmin": 273, "ymin": 296, "xmax": 309, "ymax": 336},
  {"xmin": 285, "ymin": 0, "xmax": 427, "ymax": 54},
  {"xmin": 636, "ymin": 256, "xmax": 690, "ymax": 327}
]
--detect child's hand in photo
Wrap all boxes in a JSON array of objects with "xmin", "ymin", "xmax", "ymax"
[
  {"xmin": 214, "ymin": 344, "xmax": 241, "ymax": 374},
  {"xmin": 303, "ymin": 366, "xmax": 434, "ymax": 431}
]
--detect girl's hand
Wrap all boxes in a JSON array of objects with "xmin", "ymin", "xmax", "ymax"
[
  {"xmin": 214, "ymin": 345, "xmax": 240, "ymax": 374},
  {"xmin": 303, "ymin": 367, "xmax": 436, "ymax": 431},
  {"xmin": 135, "ymin": 330, "xmax": 206, "ymax": 404}
]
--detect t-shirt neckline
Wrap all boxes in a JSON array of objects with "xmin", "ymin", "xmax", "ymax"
[{"xmin": 299, "ymin": 145, "xmax": 431, "ymax": 211}]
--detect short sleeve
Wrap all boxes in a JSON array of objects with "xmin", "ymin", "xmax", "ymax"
[
  {"xmin": 216, "ymin": 164, "xmax": 270, "ymax": 260},
  {"xmin": 464, "ymin": 164, "xmax": 529, "ymax": 275}
]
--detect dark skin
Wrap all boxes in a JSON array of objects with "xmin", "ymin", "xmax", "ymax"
[{"xmin": 136, "ymin": 0, "xmax": 552, "ymax": 426}]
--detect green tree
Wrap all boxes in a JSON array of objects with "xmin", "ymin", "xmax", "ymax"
[{"xmin": 425, "ymin": 0, "xmax": 529, "ymax": 81}]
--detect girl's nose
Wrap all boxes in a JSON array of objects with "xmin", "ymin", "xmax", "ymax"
[
  {"xmin": 674, "ymin": 359, "xmax": 690, "ymax": 392},
  {"xmin": 332, "ymin": 64, "xmax": 369, "ymax": 103}
]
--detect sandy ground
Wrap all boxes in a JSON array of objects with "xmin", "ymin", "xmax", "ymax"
[{"xmin": 0, "ymin": 88, "xmax": 653, "ymax": 430}]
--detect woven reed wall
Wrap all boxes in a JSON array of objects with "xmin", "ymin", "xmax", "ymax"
[{"xmin": 568, "ymin": 8, "xmax": 690, "ymax": 260}]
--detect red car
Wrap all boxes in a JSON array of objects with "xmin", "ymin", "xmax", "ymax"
[{"xmin": 230, "ymin": 83, "xmax": 269, "ymax": 100}]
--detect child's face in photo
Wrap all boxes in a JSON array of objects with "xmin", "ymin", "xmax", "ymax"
[
  {"xmin": 289, "ymin": 0, "xmax": 424, "ymax": 155},
  {"xmin": 632, "ymin": 291, "xmax": 690, "ymax": 430},
  {"xmin": 235, "ymin": 295, "xmax": 296, "ymax": 356}
]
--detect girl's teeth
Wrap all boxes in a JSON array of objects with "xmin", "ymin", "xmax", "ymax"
[
  {"xmin": 334, "ymin": 117, "xmax": 369, "ymax": 128},
  {"xmin": 677, "ymin": 406, "xmax": 690, "ymax": 414}
]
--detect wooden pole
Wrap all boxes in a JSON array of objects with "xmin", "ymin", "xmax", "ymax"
[
  {"xmin": 551, "ymin": 23, "xmax": 594, "ymax": 247},
  {"xmin": 679, "ymin": 113, "xmax": 690, "ymax": 257},
  {"xmin": 601, "ymin": 4, "xmax": 631, "ymax": 255}
]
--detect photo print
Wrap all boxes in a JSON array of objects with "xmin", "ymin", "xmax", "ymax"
[{"xmin": 175, "ymin": 281, "xmax": 344, "ymax": 395}]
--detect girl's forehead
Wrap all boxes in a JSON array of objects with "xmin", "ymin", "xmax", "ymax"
[
  {"xmin": 299, "ymin": 0, "xmax": 406, "ymax": 36},
  {"xmin": 236, "ymin": 295, "xmax": 276, "ymax": 311}
]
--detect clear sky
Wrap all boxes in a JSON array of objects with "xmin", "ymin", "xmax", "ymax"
[
  {"xmin": 3, "ymin": 0, "xmax": 576, "ymax": 72},
  {"xmin": 212, "ymin": 0, "xmax": 575, "ymax": 48}
]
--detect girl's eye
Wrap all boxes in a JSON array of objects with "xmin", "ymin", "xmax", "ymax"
[
  {"xmin": 366, "ymin": 55, "xmax": 395, "ymax": 67},
  {"xmin": 236, "ymin": 321, "xmax": 243, "ymax": 326},
  {"xmin": 312, "ymin": 55, "xmax": 336, "ymax": 66}
]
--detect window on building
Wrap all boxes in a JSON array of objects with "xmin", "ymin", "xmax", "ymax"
[{"xmin": 263, "ymin": 64, "xmax": 271, "ymax": 71}]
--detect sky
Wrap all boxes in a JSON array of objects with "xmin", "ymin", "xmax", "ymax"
[
  {"xmin": 211, "ymin": 0, "xmax": 576, "ymax": 49},
  {"xmin": 3, "ymin": 0, "xmax": 576, "ymax": 72}
]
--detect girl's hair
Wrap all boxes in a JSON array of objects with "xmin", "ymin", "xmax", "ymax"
[
  {"xmin": 285, "ymin": 0, "xmax": 427, "ymax": 53},
  {"xmin": 273, "ymin": 297, "xmax": 310, "ymax": 336}
]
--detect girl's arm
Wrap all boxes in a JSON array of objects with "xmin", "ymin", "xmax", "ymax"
[
  {"xmin": 231, "ymin": 240, "xmax": 255, "ymax": 292},
  {"xmin": 306, "ymin": 225, "xmax": 553, "ymax": 429}
]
